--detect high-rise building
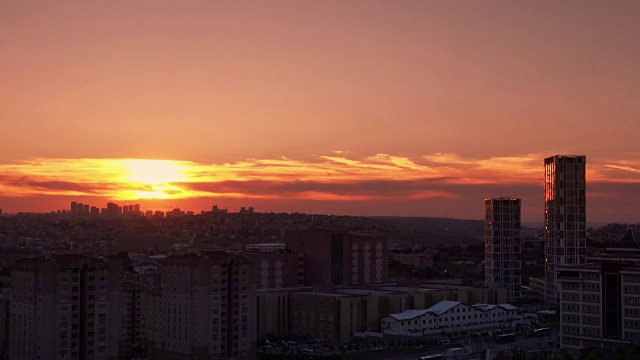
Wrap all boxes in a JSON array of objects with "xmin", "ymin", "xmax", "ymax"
[
  {"xmin": 119, "ymin": 282, "xmax": 146, "ymax": 360},
  {"xmin": 9, "ymin": 254, "xmax": 122, "ymax": 360},
  {"xmin": 544, "ymin": 155, "xmax": 587, "ymax": 304},
  {"xmin": 70, "ymin": 201, "xmax": 78, "ymax": 214},
  {"xmin": 285, "ymin": 230, "xmax": 388, "ymax": 286},
  {"xmin": 149, "ymin": 251, "xmax": 256, "ymax": 359},
  {"xmin": 484, "ymin": 197, "xmax": 522, "ymax": 302},
  {"xmin": 0, "ymin": 294, "xmax": 8, "ymax": 359}
]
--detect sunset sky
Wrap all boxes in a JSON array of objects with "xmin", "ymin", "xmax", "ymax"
[{"xmin": 1, "ymin": 1, "xmax": 639, "ymax": 223}]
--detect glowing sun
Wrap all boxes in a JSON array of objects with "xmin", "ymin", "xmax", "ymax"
[{"xmin": 124, "ymin": 159, "xmax": 188, "ymax": 185}]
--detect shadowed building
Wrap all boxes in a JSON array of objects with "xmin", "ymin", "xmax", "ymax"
[
  {"xmin": 544, "ymin": 155, "xmax": 587, "ymax": 304},
  {"xmin": 242, "ymin": 251, "xmax": 303, "ymax": 290},
  {"xmin": 118, "ymin": 282, "xmax": 146, "ymax": 360},
  {"xmin": 285, "ymin": 230, "xmax": 387, "ymax": 286},
  {"xmin": 484, "ymin": 197, "xmax": 522, "ymax": 302},
  {"xmin": 9, "ymin": 254, "xmax": 122, "ymax": 360},
  {"xmin": 150, "ymin": 251, "xmax": 256, "ymax": 360},
  {"xmin": 558, "ymin": 228, "xmax": 640, "ymax": 349}
]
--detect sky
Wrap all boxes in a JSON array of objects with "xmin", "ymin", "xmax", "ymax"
[{"xmin": 1, "ymin": 1, "xmax": 639, "ymax": 223}]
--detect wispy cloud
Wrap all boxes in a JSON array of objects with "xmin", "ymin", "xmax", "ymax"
[{"xmin": 0, "ymin": 153, "xmax": 638, "ymax": 204}]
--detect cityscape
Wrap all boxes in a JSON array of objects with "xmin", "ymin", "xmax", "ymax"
[
  {"xmin": 2, "ymin": 1, "xmax": 640, "ymax": 360},
  {"xmin": 1, "ymin": 154, "xmax": 640, "ymax": 360}
]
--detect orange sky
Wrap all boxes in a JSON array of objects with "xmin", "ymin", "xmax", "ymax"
[{"xmin": 1, "ymin": 1, "xmax": 639, "ymax": 222}]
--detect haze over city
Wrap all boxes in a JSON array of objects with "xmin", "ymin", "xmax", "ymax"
[{"xmin": 1, "ymin": 1, "xmax": 639, "ymax": 222}]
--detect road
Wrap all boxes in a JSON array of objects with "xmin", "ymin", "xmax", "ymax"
[{"xmin": 382, "ymin": 331, "xmax": 559, "ymax": 360}]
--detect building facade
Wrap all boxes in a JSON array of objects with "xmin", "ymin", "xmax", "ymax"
[
  {"xmin": 544, "ymin": 155, "xmax": 587, "ymax": 303},
  {"xmin": 118, "ymin": 282, "xmax": 146, "ymax": 360},
  {"xmin": 485, "ymin": 197, "xmax": 522, "ymax": 302},
  {"xmin": 558, "ymin": 229, "xmax": 640, "ymax": 350},
  {"xmin": 149, "ymin": 251, "xmax": 257, "ymax": 360},
  {"xmin": 9, "ymin": 254, "xmax": 121, "ymax": 360},
  {"xmin": 285, "ymin": 230, "xmax": 387, "ymax": 286},
  {"xmin": 381, "ymin": 300, "xmax": 518, "ymax": 336},
  {"xmin": 255, "ymin": 281, "xmax": 507, "ymax": 342},
  {"xmin": 243, "ymin": 251, "xmax": 303, "ymax": 290}
]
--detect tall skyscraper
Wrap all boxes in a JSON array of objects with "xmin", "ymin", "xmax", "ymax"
[
  {"xmin": 484, "ymin": 197, "xmax": 522, "ymax": 302},
  {"xmin": 544, "ymin": 155, "xmax": 587, "ymax": 304}
]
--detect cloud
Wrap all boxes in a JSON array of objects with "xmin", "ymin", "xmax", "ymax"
[{"xmin": 0, "ymin": 152, "xmax": 639, "ymax": 222}]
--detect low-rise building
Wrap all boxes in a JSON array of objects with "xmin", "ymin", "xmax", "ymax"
[
  {"xmin": 381, "ymin": 301, "xmax": 518, "ymax": 336},
  {"xmin": 390, "ymin": 253, "xmax": 434, "ymax": 269}
]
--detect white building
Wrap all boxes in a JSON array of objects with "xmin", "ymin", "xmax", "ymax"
[{"xmin": 381, "ymin": 300, "xmax": 518, "ymax": 336}]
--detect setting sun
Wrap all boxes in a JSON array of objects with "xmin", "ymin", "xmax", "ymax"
[{"xmin": 123, "ymin": 159, "xmax": 188, "ymax": 185}]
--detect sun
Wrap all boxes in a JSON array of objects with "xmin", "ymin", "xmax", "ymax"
[{"xmin": 123, "ymin": 159, "xmax": 188, "ymax": 185}]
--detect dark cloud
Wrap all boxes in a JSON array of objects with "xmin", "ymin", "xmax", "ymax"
[{"xmin": 178, "ymin": 178, "xmax": 457, "ymax": 198}]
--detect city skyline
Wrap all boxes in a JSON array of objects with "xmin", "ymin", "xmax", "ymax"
[
  {"xmin": 2, "ymin": 1, "xmax": 639, "ymax": 222},
  {"xmin": 0, "ymin": 153, "xmax": 637, "ymax": 223}
]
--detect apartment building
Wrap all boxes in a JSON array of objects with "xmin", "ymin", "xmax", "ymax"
[
  {"xmin": 9, "ymin": 254, "xmax": 121, "ymax": 360},
  {"xmin": 544, "ymin": 155, "xmax": 587, "ymax": 304},
  {"xmin": 149, "ymin": 251, "xmax": 257, "ymax": 360},
  {"xmin": 118, "ymin": 282, "xmax": 146, "ymax": 360},
  {"xmin": 242, "ymin": 251, "xmax": 303, "ymax": 290},
  {"xmin": 558, "ymin": 229, "xmax": 640, "ymax": 350},
  {"xmin": 285, "ymin": 230, "xmax": 387, "ymax": 286},
  {"xmin": 485, "ymin": 197, "xmax": 522, "ymax": 302}
]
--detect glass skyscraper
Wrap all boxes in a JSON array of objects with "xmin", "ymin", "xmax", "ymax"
[{"xmin": 544, "ymin": 155, "xmax": 587, "ymax": 303}]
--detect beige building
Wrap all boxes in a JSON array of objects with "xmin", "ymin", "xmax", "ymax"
[
  {"xmin": 257, "ymin": 281, "xmax": 507, "ymax": 342},
  {"xmin": 149, "ymin": 251, "xmax": 257, "ymax": 360},
  {"xmin": 9, "ymin": 254, "xmax": 122, "ymax": 360}
]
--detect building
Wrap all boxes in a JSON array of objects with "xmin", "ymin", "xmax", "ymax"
[
  {"xmin": 9, "ymin": 253, "xmax": 122, "ymax": 360},
  {"xmin": 285, "ymin": 230, "xmax": 388, "ymax": 286},
  {"xmin": 119, "ymin": 282, "xmax": 146, "ymax": 360},
  {"xmin": 485, "ymin": 197, "xmax": 522, "ymax": 302},
  {"xmin": 544, "ymin": 155, "xmax": 587, "ymax": 304},
  {"xmin": 144, "ymin": 287, "xmax": 163, "ymax": 360},
  {"xmin": 243, "ymin": 251, "xmax": 303, "ymax": 290},
  {"xmin": 256, "ymin": 281, "xmax": 507, "ymax": 342},
  {"xmin": 0, "ymin": 294, "xmax": 8, "ymax": 359},
  {"xmin": 149, "ymin": 251, "xmax": 257, "ymax": 360},
  {"xmin": 558, "ymin": 228, "xmax": 640, "ymax": 350},
  {"xmin": 381, "ymin": 300, "xmax": 518, "ymax": 336},
  {"xmin": 244, "ymin": 243, "xmax": 285, "ymax": 253},
  {"xmin": 389, "ymin": 253, "xmax": 434, "ymax": 269}
]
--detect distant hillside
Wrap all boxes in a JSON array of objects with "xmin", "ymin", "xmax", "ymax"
[
  {"xmin": 371, "ymin": 216, "xmax": 483, "ymax": 232},
  {"xmin": 369, "ymin": 216, "xmax": 540, "ymax": 246}
]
